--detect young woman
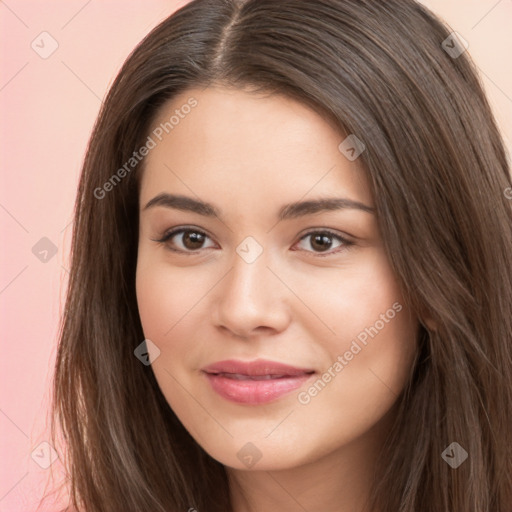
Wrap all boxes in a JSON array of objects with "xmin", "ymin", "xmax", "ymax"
[{"xmin": 48, "ymin": 0, "xmax": 512, "ymax": 511}]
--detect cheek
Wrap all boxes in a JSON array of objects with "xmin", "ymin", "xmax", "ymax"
[
  {"xmin": 135, "ymin": 254, "xmax": 216, "ymax": 382},
  {"xmin": 337, "ymin": 255, "xmax": 416, "ymax": 384},
  {"xmin": 295, "ymin": 250, "xmax": 417, "ymax": 421},
  {"xmin": 291, "ymin": 249, "xmax": 407, "ymax": 338},
  {"xmin": 136, "ymin": 263, "xmax": 174, "ymax": 340},
  {"xmin": 135, "ymin": 258, "xmax": 204, "ymax": 425},
  {"xmin": 135, "ymin": 254, "xmax": 204, "ymax": 341}
]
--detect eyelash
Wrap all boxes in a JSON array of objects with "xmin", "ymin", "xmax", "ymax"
[{"xmin": 152, "ymin": 226, "xmax": 354, "ymax": 257}]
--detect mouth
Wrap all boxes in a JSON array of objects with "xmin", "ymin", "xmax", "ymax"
[{"xmin": 201, "ymin": 359, "xmax": 316, "ymax": 405}]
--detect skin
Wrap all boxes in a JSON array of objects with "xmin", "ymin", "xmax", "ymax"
[{"xmin": 136, "ymin": 85, "xmax": 418, "ymax": 512}]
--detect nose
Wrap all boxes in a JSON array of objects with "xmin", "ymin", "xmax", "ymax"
[{"xmin": 211, "ymin": 248, "xmax": 292, "ymax": 339}]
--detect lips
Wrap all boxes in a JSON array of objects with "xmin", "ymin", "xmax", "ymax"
[
  {"xmin": 202, "ymin": 359, "xmax": 314, "ymax": 377},
  {"xmin": 201, "ymin": 359, "xmax": 315, "ymax": 405}
]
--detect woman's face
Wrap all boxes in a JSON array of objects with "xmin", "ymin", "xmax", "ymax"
[{"xmin": 136, "ymin": 85, "xmax": 418, "ymax": 471}]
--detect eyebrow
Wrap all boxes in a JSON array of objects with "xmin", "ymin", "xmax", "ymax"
[{"xmin": 143, "ymin": 193, "xmax": 375, "ymax": 220}]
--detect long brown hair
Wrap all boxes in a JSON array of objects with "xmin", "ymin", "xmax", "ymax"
[{"xmin": 46, "ymin": 0, "xmax": 512, "ymax": 510}]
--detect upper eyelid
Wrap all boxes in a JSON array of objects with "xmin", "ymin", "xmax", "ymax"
[{"xmin": 158, "ymin": 226, "xmax": 213, "ymax": 242}]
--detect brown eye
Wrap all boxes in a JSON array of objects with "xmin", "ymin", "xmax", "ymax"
[
  {"xmin": 156, "ymin": 228, "xmax": 216, "ymax": 253},
  {"xmin": 294, "ymin": 230, "xmax": 353, "ymax": 256},
  {"xmin": 180, "ymin": 230, "xmax": 207, "ymax": 250},
  {"xmin": 310, "ymin": 233, "xmax": 334, "ymax": 252}
]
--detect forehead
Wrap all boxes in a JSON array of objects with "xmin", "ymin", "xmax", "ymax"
[{"xmin": 140, "ymin": 86, "xmax": 372, "ymax": 210}]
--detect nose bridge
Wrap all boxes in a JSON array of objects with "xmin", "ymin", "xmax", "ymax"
[
  {"xmin": 213, "ymin": 240, "xmax": 290, "ymax": 336},
  {"xmin": 230, "ymin": 245, "xmax": 269, "ymax": 300}
]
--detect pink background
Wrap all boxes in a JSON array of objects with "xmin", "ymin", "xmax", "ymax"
[{"xmin": 1, "ymin": 1, "xmax": 511, "ymax": 510}]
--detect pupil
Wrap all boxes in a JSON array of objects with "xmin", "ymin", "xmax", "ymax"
[
  {"xmin": 312, "ymin": 234, "xmax": 332, "ymax": 252},
  {"xmin": 184, "ymin": 231, "xmax": 204, "ymax": 249}
]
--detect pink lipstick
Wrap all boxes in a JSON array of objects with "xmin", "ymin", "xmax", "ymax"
[{"xmin": 201, "ymin": 359, "xmax": 315, "ymax": 405}]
